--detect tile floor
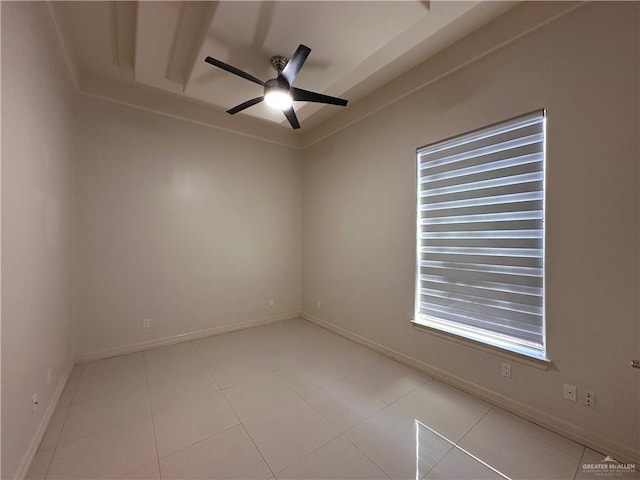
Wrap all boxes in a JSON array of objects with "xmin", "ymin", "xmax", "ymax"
[{"xmin": 26, "ymin": 318, "xmax": 638, "ymax": 480}]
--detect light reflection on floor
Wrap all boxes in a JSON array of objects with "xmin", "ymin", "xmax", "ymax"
[
  {"xmin": 29, "ymin": 319, "xmax": 612, "ymax": 479},
  {"xmin": 415, "ymin": 418, "xmax": 511, "ymax": 479}
]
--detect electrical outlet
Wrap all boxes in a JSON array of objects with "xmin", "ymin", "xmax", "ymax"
[
  {"xmin": 583, "ymin": 390, "xmax": 596, "ymax": 408},
  {"xmin": 316, "ymin": 301, "xmax": 321, "ymax": 309},
  {"xmin": 32, "ymin": 394, "xmax": 39, "ymax": 413},
  {"xmin": 268, "ymin": 299, "xmax": 274, "ymax": 308},
  {"xmin": 142, "ymin": 318, "xmax": 151, "ymax": 329},
  {"xmin": 563, "ymin": 383, "xmax": 577, "ymax": 402},
  {"xmin": 501, "ymin": 362, "xmax": 512, "ymax": 378}
]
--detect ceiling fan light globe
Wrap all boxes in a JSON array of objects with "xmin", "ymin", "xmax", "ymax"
[{"xmin": 264, "ymin": 89, "xmax": 292, "ymax": 111}]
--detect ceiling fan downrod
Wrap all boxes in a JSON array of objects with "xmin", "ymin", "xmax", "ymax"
[{"xmin": 270, "ymin": 55, "xmax": 288, "ymax": 73}]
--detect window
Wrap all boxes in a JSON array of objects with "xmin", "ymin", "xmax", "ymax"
[{"xmin": 414, "ymin": 111, "xmax": 546, "ymax": 359}]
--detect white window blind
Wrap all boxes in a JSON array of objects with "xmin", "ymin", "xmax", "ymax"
[{"xmin": 415, "ymin": 111, "xmax": 545, "ymax": 358}]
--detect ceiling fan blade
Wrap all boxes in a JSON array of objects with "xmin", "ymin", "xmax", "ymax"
[
  {"xmin": 291, "ymin": 87, "xmax": 348, "ymax": 106},
  {"xmin": 226, "ymin": 97, "xmax": 264, "ymax": 115},
  {"xmin": 204, "ymin": 56, "xmax": 265, "ymax": 86},
  {"xmin": 283, "ymin": 107, "xmax": 300, "ymax": 129},
  {"xmin": 280, "ymin": 44, "xmax": 311, "ymax": 86}
]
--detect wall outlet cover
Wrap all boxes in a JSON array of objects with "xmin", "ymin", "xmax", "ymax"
[{"xmin": 563, "ymin": 384, "xmax": 577, "ymax": 402}]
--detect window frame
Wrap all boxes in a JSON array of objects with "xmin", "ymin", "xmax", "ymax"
[{"xmin": 413, "ymin": 110, "xmax": 548, "ymax": 361}]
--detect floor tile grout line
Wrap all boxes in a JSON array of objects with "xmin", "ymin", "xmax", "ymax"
[
  {"xmin": 55, "ymin": 320, "xmax": 597, "ymax": 480},
  {"xmin": 74, "ymin": 353, "xmax": 144, "ymax": 383},
  {"xmin": 215, "ymin": 382, "xmax": 277, "ymax": 479},
  {"xmin": 413, "ymin": 374, "xmax": 493, "ymax": 414},
  {"xmin": 378, "ymin": 373, "xmax": 432, "ymax": 406},
  {"xmin": 142, "ymin": 350, "xmax": 163, "ymax": 479},
  {"xmin": 274, "ymin": 367, "xmax": 342, "ymax": 401},
  {"xmin": 70, "ymin": 386, "xmax": 146, "ymax": 407},
  {"xmin": 230, "ymin": 383, "xmax": 308, "ymax": 424},
  {"xmin": 271, "ymin": 430, "xmax": 343, "ymax": 477},
  {"xmin": 337, "ymin": 392, "xmax": 492, "ymax": 480},
  {"xmin": 343, "ymin": 376, "xmax": 493, "ymax": 479},
  {"xmin": 409, "ymin": 393, "xmax": 473, "ymax": 480},
  {"xmin": 477, "ymin": 407, "xmax": 586, "ymax": 461},
  {"xmin": 53, "ymin": 399, "xmax": 153, "ymax": 448},
  {"xmin": 153, "ymin": 421, "xmax": 242, "ymax": 465},
  {"xmin": 297, "ymin": 381, "xmax": 387, "ymax": 436},
  {"xmin": 339, "ymin": 429, "xmax": 393, "ymax": 480},
  {"xmin": 472, "ymin": 405, "xmax": 585, "ymax": 460},
  {"xmin": 415, "ymin": 417, "xmax": 512, "ymax": 480},
  {"xmin": 76, "ymin": 363, "xmax": 86, "ymax": 381},
  {"xmin": 46, "ymin": 362, "xmax": 153, "ymax": 478},
  {"xmin": 187, "ymin": 340, "xmax": 211, "ymax": 371},
  {"xmin": 188, "ymin": 320, "xmax": 422, "ymax": 477},
  {"xmin": 341, "ymin": 359, "xmax": 431, "ymax": 406},
  {"xmin": 341, "ymin": 403, "xmax": 407, "ymax": 476},
  {"xmin": 207, "ymin": 347, "xmax": 348, "ymax": 476},
  {"xmin": 382, "ymin": 378, "xmax": 450, "ymax": 480},
  {"xmin": 305, "ymin": 318, "xmax": 595, "ymax": 454},
  {"xmin": 573, "ymin": 446, "xmax": 588, "ymax": 480},
  {"xmin": 67, "ymin": 382, "xmax": 146, "ymax": 407},
  {"xmin": 435, "ymin": 404, "xmax": 496, "ymax": 479},
  {"xmin": 418, "ymin": 444, "xmax": 456, "ymax": 480},
  {"xmin": 190, "ymin": 339, "xmax": 225, "ymax": 392},
  {"xmin": 238, "ymin": 421, "xmax": 278, "ymax": 479},
  {"xmin": 69, "ymin": 362, "xmax": 148, "ymax": 406},
  {"xmin": 196, "ymin": 343, "xmax": 278, "ymax": 477},
  {"xmin": 385, "ymin": 370, "xmax": 583, "ymax": 479},
  {"xmin": 454, "ymin": 405, "xmax": 494, "ymax": 448}
]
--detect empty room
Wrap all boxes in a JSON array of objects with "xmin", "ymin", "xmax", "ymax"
[{"xmin": 2, "ymin": 1, "xmax": 639, "ymax": 479}]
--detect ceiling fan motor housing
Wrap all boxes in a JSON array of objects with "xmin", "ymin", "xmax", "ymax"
[{"xmin": 264, "ymin": 77, "xmax": 290, "ymax": 94}]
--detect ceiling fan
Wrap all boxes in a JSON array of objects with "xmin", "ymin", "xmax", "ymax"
[{"xmin": 204, "ymin": 44, "xmax": 348, "ymax": 129}]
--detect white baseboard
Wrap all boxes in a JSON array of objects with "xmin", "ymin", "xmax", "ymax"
[
  {"xmin": 14, "ymin": 360, "xmax": 74, "ymax": 480},
  {"xmin": 74, "ymin": 312, "xmax": 301, "ymax": 363},
  {"xmin": 301, "ymin": 311, "xmax": 639, "ymax": 466}
]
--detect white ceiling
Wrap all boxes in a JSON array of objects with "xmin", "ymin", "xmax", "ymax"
[{"xmin": 50, "ymin": 1, "xmax": 518, "ymax": 134}]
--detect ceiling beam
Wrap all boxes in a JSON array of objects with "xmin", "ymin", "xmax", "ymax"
[
  {"xmin": 167, "ymin": 2, "xmax": 218, "ymax": 91},
  {"xmin": 134, "ymin": 1, "xmax": 183, "ymax": 92},
  {"xmin": 109, "ymin": 1, "xmax": 136, "ymax": 72}
]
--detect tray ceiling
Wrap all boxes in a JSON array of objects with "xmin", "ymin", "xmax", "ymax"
[{"xmin": 50, "ymin": 1, "xmax": 517, "ymax": 136}]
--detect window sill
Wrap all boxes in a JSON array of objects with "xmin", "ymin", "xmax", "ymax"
[{"xmin": 411, "ymin": 319, "xmax": 552, "ymax": 370}]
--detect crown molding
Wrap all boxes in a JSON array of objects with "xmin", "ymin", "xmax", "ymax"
[
  {"xmin": 46, "ymin": 1, "xmax": 301, "ymax": 149},
  {"xmin": 300, "ymin": 1, "xmax": 584, "ymax": 149},
  {"xmin": 47, "ymin": 1, "xmax": 80, "ymax": 90},
  {"xmin": 47, "ymin": 1, "xmax": 584, "ymax": 151},
  {"xmin": 77, "ymin": 72, "xmax": 302, "ymax": 149}
]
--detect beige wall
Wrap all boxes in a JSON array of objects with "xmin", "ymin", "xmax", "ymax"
[
  {"xmin": 302, "ymin": 2, "xmax": 639, "ymax": 457},
  {"xmin": 72, "ymin": 96, "xmax": 301, "ymax": 356},
  {"xmin": 1, "ymin": 2, "xmax": 76, "ymax": 477},
  {"xmin": 3, "ymin": 1, "xmax": 639, "ymax": 476}
]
